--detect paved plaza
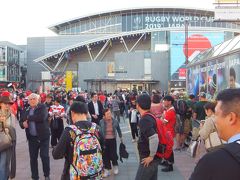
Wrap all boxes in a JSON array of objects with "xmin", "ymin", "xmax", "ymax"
[{"xmin": 15, "ymin": 118, "xmax": 195, "ymax": 180}]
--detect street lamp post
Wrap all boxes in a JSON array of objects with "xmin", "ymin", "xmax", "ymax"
[{"xmin": 185, "ymin": 20, "xmax": 189, "ymax": 65}]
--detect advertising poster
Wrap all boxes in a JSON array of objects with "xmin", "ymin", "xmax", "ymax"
[
  {"xmin": 228, "ymin": 54, "xmax": 240, "ymax": 88},
  {"xmin": 65, "ymin": 71, "xmax": 73, "ymax": 92},
  {"xmin": 187, "ymin": 65, "xmax": 199, "ymax": 96},
  {"xmin": 207, "ymin": 60, "xmax": 217, "ymax": 99},
  {"xmin": 170, "ymin": 32, "xmax": 224, "ymax": 80},
  {"xmin": 217, "ymin": 59, "xmax": 228, "ymax": 91},
  {"xmin": 199, "ymin": 63, "xmax": 208, "ymax": 94}
]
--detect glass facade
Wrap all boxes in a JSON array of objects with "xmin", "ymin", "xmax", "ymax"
[
  {"xmin": 0, "ymin": 46, "xmax": 20, "ymax": 82},
  {"xmin": 57, "ymin": 10, "xmax": 240, "ymax": 35}
]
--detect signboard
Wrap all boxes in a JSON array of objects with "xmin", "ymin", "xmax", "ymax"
[
  {"xmin": 215, "ymin": 8, "xmax": 240, "ymax": 21},
  {"xmin": 179, "ymin": 68, "xmax": 186, "ymax": 80},
  {"xmin": 122, "ymin": 13, "xmax": 215, "ymax": 32},
  {"xmin": 215, "ymin": 0, "xmax": 239, "ymax": 3},
  {"xmin": 41, "ymin": 71, "xmax": 51, "ymax": 80}
]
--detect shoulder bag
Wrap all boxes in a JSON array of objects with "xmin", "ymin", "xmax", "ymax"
[
  {"xmin": 0, "ymin": 122, "xmax": 12, "ymax": 152},
  {"xmin": 205, "ymin": 119, "xmax": 225, "ymax": 152}
]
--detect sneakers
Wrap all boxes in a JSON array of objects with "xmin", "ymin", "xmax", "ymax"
[
  {"xmin": 113, "ymin": 166, "xmax": 119, "ymax": 175},
  {"xmin": 102, "ymin": 169, "xmax": 111, "ymax": 178},
  {"xmin": 132, "ymin": 139, "xmax": 136, "ymax": 143}
]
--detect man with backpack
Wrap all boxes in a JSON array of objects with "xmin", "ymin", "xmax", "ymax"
[
  {"xmin": 190, "ymin": 88, "xmax": 240, "ymax": 180},
  {"xmin": 135, "ymin": 94, "xmax": 159, "ymax": 180},
  {"xmin": 173, "ymin": 92, "xmax": 191, "ymax": 151},
  {"xmin": 52, "ymin": 101, "xmax": 104, "ymax": 180}
]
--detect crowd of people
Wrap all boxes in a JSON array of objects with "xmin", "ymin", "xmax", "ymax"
[{"xmin": 0, "ymin": 87, "xmax": 240, "ymax": 180}]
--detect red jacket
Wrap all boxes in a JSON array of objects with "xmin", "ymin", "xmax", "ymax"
[{"xmin": 163, "ymin": 106, "xmax": 176, "ymax": 137}]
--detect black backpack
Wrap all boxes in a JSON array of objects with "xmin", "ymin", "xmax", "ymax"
[
  {"xmin": 175, "ymin": 99, "xmax": 188, "ymax": 116},
  {"xmin": 222, "ymin": 141, "xmax": 240, "ymax": 165}
]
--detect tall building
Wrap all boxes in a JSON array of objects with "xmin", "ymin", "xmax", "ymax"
[{"xmin": 0, "ymin": 41, "xmax": 23, "ymax": 84}]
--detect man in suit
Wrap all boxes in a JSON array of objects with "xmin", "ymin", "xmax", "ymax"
[
  {"xmin": 190, "ymin": 88, "xmax": 240, "ymax": 180},
  {"xmin": 88, "ymin": 92, "xmax": 103, "ymax": 125},
  {"xmin": 19, "ymin": 93, "xmax": 50, "ymax": 180}
]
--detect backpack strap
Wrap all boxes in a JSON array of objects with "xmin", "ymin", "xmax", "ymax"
[
  {"xmin": 143, "ymin": 112, "xmax": 157, "ymax": 121},
  {"xmin": 67, "ymin": 125, "xmax": 82, "ymax": 136},
  {"xmin": 89, "ymin": 122, "xmax": 97, "ymax": 134},
  {"xmin": 222, "ymin": 140, "xmax": 240, "ymax": 165}
]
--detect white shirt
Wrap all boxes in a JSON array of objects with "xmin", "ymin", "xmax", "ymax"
[{"xmin": 93, "ymin": 101, "xmax": 99, "ymax": 115}]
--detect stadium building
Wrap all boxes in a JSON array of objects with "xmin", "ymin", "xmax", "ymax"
[{"xmin": 28, "ymin": 7, "xmax": 240, "ymax": 92}]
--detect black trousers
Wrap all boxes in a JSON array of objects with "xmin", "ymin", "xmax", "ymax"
[
  {"xmin": 135, "ymin": 159, "xmax": 158, "ymax": 180},
  {"xmin": 28, "ymin": 136, "xmax": 50, "ymax": 180},
  {"xmin": 103, "ymin": 138, "xmax": 118, "ymax": 170},
  {"xmin": 50, "ymin": 118, "xmax": 64, "ymax": 146},
  {"xmin": 129, "ymin": 122, "xmax": 138, "ymax": 139}
]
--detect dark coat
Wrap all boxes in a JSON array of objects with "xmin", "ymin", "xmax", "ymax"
[
  {"xmin": 88, "ymin": 100, "xmax": 103, "ymax": 124},
  {"xmin": 190, "ymin": 141, "xmax": 240, "ymax": 180},
  {"xmin": 19, "ymin": 103, "xmax": 50, "ymax": 141}
]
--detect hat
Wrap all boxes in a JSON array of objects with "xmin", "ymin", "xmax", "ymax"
[
  {"xmin": 0, "ymin": 91, "xmax": 14, "ymax": 104},
  {"xmin": 198, "ymin": 92, "xmax": 206, "ymax": 98},
  {"xmin": 119, "ymin": 142, "xmax": 129, "ymax": 163},
  {"xmin": 172, "ymin": 91, "xmax": 180, "ymax": 96}
]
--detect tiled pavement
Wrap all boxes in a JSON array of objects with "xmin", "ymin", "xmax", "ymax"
[{"xmin": 14, "ymin": 118, "xmax": 196, "ymax": 180}]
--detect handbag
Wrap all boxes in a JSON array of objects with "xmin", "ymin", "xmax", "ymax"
[
  {"xmin": 188, "ymin": 136, "xmax": 201, "ymax": 158},
  {"xmin": 205, "ymin": 119, "xmax": 225, "ymax": 151},
  {"xmin": 0, "ymin": 122, "xmax": 12, "ymax": 152}
]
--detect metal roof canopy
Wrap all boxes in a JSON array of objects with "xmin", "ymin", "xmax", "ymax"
[
  {"xmin": 34, "ymin": 26, "xmax": 239, "ymax": 64},
  {"xmin": 49, "ymin": 7, "xmax": 214, "ymax": 33},
  {"xmin": 187, "ymin": 34, "xmax": 240, "ymax": 67}
]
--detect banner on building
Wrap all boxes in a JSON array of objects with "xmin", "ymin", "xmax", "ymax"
[
  {"xmin": 65, "ymin": 71, "xmax": 73, "ymax": 92},
  {"xmin": 179, "ymin": 68, "xmax": 186, "ymax": 80},
  {"xmin": 207, "ymin": 61, "xmax": 217, "ymax": 99}
]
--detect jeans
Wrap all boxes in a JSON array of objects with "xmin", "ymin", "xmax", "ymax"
[
  {"xmin": 0, "ymin": 150, "xmax": 10, "ymax": 180},
  {"xmin": 28, "ymin": 136, "xmax": 50, "ymax": 179},
  {"xmin": 135, "ymin": 159, "xmax": 158, "ymax": 180},
  {"xmin": 113, "ymin": 110, "xmax": 120, "ymax": 123},
  {"xmin": 103, "ymin": 138, "xmax": 118, "ymax": 169}
]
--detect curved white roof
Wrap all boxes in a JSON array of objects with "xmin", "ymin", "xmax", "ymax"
[{"xmin": 48, "ymin": 6, "xmax": 214, "ymax": 33}]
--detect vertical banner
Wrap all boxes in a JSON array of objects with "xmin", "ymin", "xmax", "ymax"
[
  {"xmin": 107, "ymin": 62, "xmax": 115, "ymax": 77},
  {"xmin": 207, "ymin": 61, "xmax": 217, "ymax": 99},
  {"xmin": 229, "ymin": 54, "xmax": 240, "ymax": 88},
  {"xmin": 65, "ymin": 71, "xmax": 73, "ymax": 92},
  {"xmin": 199, "ymin": 63, "xmax": 208, "ymax": 94},
  {"xmin": 187, "ymin": 66, "xmax": 199, "ymax": 96},
  {"xmin": 217, "ymin": 59, "xmax": 228, "ymax": 91}
]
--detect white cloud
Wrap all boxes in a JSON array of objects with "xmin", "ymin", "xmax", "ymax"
[{"xmin": 0, "ymin": 0, "xmax": 214, "ymax": 45}]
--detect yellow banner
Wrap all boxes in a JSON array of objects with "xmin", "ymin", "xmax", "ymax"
[{"xmin": 65, "ymin": 71, "xmax": 72, "ymax": 92}]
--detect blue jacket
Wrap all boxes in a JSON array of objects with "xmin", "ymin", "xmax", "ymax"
[{"xmin": 99, "ymin": 117, "xmax": 122, "ymax": 139}]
